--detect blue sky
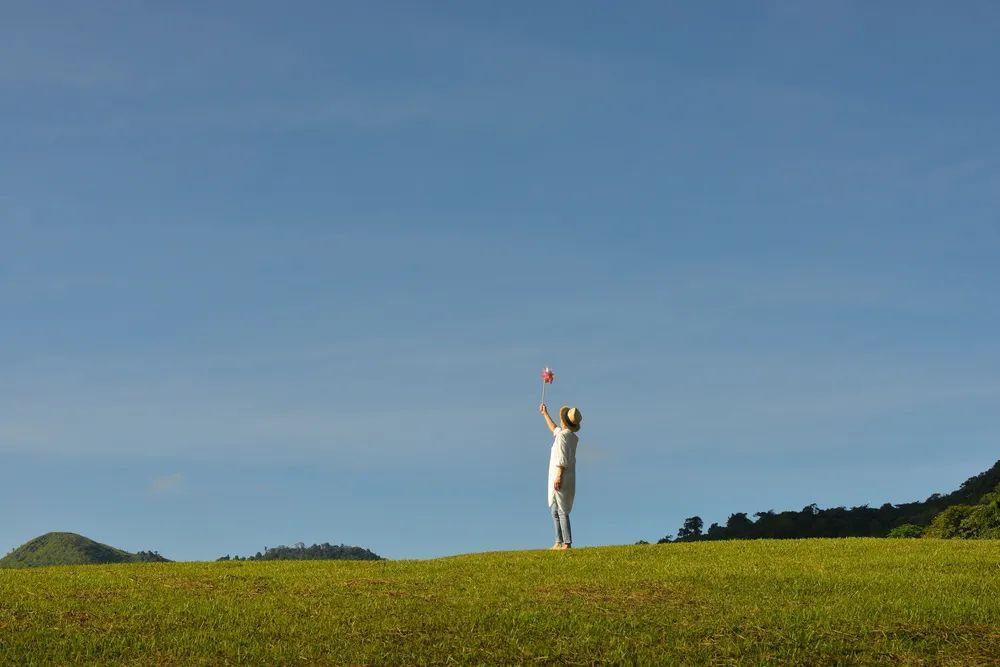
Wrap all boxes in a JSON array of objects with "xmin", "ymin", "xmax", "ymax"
[{"xmin": 2, "ymin": 2, "xmax": 999, "ymax": 560}]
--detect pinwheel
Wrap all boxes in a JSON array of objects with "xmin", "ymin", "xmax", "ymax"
[{"xmin": 540, "ymin": 367, "xmax": 554, "ymax": 404}]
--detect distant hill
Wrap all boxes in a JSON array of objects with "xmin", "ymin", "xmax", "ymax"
[
  {"xmin": 654, "ymin": 459, "xmax": 1000, "ymax": 542},
  {"xmin": 217, "ymin": 542, "xmax": 383, "ymax": 562},
  {"xmin": 0, "ymin": 532, "xmax": 170, "ymax": 569}
]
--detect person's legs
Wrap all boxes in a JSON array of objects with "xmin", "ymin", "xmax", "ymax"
[
  {"xmin": 556, "ymin": 505, "xmax": 572, "ymax": 547},
  {"xmin": 551, "ymin": 503, "xmax": 564, "ymax": 547}
]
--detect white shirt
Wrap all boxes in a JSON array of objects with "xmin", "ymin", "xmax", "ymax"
[{"xmin": 547, "ymin": 427, "xmax": 579, "ymax": 511}]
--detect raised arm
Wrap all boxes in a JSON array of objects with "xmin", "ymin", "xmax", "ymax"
[{"xmin": 539, "ymin": 403, "xmax": 558, "ymax": 434}]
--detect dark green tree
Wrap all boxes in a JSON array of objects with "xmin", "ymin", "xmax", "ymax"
[
  {"xmin": 887, "ymin": 524, "xmax": 923, "ymax": 538},
  {"xmin": 676, "ymin": 516, "xmax": 703, "ymax": 540}
]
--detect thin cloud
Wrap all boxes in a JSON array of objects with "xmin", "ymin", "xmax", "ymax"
[{"xmin": 149, "ymin": 472, "xmax": 184, "ymax": 495}]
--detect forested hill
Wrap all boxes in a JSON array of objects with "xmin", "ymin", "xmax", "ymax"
[
  {"xmin": 0, "ymin": 533, "xmax": 169, "ymax": 568},
  {"xmin": 656, "ymin": 459, "xmax": 1000, "ymax": 542}
]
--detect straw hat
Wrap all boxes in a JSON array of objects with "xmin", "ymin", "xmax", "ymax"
[{"xmin": 560, "ymin": 406, "xmax": 583, "ymax": 432}]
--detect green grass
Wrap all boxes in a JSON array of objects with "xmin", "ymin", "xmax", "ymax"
[{"xmin": 2, "ymin": 539, "xmax": 999, "ymax": 665}]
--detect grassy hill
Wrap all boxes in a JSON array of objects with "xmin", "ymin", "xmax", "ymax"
[
  {"xmin": 0, "ymin": 532, "xmax": 168, "ymax": 569},
  {"xmin": 2, "ymin": 539, "xmax": 998, "ymax": 664}
]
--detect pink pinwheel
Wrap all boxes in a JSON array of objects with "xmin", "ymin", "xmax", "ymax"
[{"xmin": 540, "ymin": 367, "xmax": 555, "ymax": 404}]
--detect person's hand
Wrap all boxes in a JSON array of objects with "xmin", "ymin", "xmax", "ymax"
[
  {"xmin": 554, "ymin": 477, "xmax": 562, "ymax": 491},
  {"xmin": 539, "ymin": 403, "xmax": 548, "ymax": 415}
]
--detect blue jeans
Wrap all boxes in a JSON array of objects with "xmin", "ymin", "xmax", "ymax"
[{"xmin": 551, "ymin": 503, "xmax": 572, "ymax": 545}]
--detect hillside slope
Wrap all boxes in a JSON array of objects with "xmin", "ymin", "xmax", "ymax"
[
  {"xmin": 0, "ymin": 532, "xmax": 169, "ymax": 568},
  {"xmin": 2, "ymin": 540, "xmax": 998, "ymax": 664}
]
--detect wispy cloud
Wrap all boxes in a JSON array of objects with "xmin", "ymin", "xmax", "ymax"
[{"xmin": 149, "ymin": 472, "xmax": 184, "ymax": 496}]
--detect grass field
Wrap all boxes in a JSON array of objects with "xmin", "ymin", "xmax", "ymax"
[{"xmin": 2, "ymin": 539, "xmax": 999, "ymax": 665}]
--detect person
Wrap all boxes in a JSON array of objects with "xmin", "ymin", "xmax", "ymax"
[{"xmin": 539, "ymin": 403, "xmax": 583, "ymax": 550}]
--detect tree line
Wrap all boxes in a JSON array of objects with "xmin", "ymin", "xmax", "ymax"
[
  {"xmin": 217, "ymin": 542, "xmax": 383, "ymax": 561},
  {"xmin": 641, "ymin": 460, "xmax": 1000, "ymax": 543}
]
